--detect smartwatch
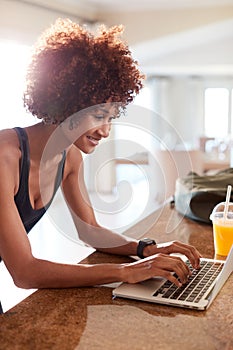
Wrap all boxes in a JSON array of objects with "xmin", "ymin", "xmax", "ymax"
[{"xmin": 137, "ymin": 238, "xmax": 156, "ymax": 259}]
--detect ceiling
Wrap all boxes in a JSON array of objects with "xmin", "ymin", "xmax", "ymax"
[
  {"xmin": 63, "ymin": 0, "xmax": 233, "ymax": 12},
  {"xmin": 19, "ymin": 0, "xmax": 233, "ymax": 76},
  {"xmin": 25, "ymin": 0, "xmax": 233, "ymax": 15}
]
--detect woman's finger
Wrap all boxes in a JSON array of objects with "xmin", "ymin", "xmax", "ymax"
[{"xmin": 160, "ymin": 241, "xmax": 201, "ymax": 269}]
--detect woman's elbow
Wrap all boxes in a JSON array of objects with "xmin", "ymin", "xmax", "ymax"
[
  {"xmin": 11, "ymin": 260, "xmax": 40, "ymax": 289},
  {"xmin": 13, "ymin": 274, "xmax": 36, "ymax": 289}
]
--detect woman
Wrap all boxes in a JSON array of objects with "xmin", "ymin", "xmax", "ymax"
[{"xmin": 0, "ymin": 19, "xmax": 200, "ymax": 312}]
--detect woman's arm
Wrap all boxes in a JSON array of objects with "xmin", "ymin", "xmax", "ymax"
[
  {"xmin": 0, "ymin": 145, "xmax": 199, "ymax": 290},
  {"xmin": 0, "ymin": 152, "xmax": 148, "ymax": 288},
  {"xmin": 61, "ymin": 146, "xmax": 139, "ymax": 255},
  {"xmin": 0, "ymin": 192, "xmax": 196, "ymax": 289},
  {"xmin": 0, "ymin": 182, "xmax": 191, "ymax": 289},
  {"xmin": 0, "ymin": 146, "xmax": 124, "ymax": 289},
  {"xmin": 61, "ymin": 146, "xmax": 201, "ymax": 268}
]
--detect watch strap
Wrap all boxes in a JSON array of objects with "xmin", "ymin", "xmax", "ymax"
[{"xmin": 137, "ymin": 238, "xmax": 156, "ymax": 259}]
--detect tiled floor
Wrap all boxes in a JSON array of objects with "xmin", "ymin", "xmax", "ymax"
[{"xmin": 0, "ymin": 178, "xmax": 158, "ymax": 313}]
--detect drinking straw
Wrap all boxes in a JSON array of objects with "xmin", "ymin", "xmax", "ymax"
[{"xmin": 223, "ymin": 185, "xmax": 232, "ymax": 221}]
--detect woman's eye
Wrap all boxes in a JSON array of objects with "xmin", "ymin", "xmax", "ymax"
[
  {"xmin": 92, "ymin": 114, "xmax": 115, "ymax": 123},
  {"xmin": 94, "ymin": 115, "xmax": 104, "ymax": 120}
]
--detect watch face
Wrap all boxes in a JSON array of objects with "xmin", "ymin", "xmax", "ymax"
[
  {"xmin": 137, "ymin": 238, "xmax": 156, "ymax": 259},
  {"xmin": 142, "ymin": 238, "xmax": 155, "ymax": 244}
]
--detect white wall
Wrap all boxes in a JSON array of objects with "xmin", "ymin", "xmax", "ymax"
[
  {"xmin": 150, "ymin": 76, "xmax": 204, "ymax": 146},
  {"xmin": 0, "ymin": 0, "xmax": 94, "ymax": 44},
  {"xmin": 101, "ymin": 5, "xmax": 233, "ymax": 45}
]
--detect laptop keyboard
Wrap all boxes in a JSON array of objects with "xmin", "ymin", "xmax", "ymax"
[{"xmin": 153, "ymin": 260, "xmax": 224, "ymax": 303}]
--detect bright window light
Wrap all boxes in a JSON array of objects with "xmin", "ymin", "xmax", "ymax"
[
  {"xmin": 114, "ymin": 85, "xmax": 153, "ymax": 155},
  {"xmin": 204, "ymin": 88, "xmax": 229, "ymax": 138},
  {"xmin": 0, "ymin": 41, "xmax": 36, "ymax": 129},
  {"xmin": 231, "ymin": 89, "xmax": 233, "ymax": 136},
  {"xmin": 134, "ymin": 85, "xmax": 152, "ymax": 110}
]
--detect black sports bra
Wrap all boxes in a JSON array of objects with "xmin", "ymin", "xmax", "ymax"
[{"xmin": 14, "ymin": 127, "xmax": 66, "ymax": 233}]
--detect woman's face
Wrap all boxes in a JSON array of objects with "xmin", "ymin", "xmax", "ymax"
[{"xmin": 73, "ymin": 104, "xmax": 117, "ymax": 154}]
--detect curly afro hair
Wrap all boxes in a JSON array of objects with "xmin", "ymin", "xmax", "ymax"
[{"xmin": 23, "ymin": 18, "xmax": 145, "ymax": 124}]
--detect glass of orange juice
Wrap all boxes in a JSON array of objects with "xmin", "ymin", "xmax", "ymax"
[{"xmin": 210, "ymin": 202, "xmax": 233, "ymax": 260}]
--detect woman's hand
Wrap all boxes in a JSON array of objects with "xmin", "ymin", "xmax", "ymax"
[
  {"xmin": 121, "ymin": 253, "xmax": 192, "ymax": 287},
  {"xmin": 143, "ymin": 240, "xmax": 201, "ymax": 270}
]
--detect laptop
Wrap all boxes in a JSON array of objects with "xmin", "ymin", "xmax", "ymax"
[{"xmin": 112, "ymin": 245, "xmax": 233, "ymax": 311}]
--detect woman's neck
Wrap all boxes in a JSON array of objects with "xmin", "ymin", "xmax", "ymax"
[{"xmin": 25, "ymin": 122, "xmax": 61, "ymax": 162}]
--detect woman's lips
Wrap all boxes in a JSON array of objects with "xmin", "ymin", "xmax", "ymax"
[{"xmin": 87, "ymin": 135, "xmax": 100, "ymax": 146}]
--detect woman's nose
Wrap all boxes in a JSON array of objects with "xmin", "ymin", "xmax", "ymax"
[{"xmin": 97, "ymin": 123, "xmax": 111, "ymax": 138}]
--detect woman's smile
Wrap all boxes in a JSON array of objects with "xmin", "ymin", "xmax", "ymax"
[{"xmin": 86, "ymin": 135, "xmax": 101, "ymax": 146}]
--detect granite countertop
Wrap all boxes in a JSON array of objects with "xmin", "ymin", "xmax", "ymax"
[{"xmin": 0, "ymin": 205, "xmax": 232, "ymax": 350}]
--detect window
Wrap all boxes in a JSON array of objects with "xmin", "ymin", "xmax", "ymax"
[
  {"xmin": 0, "ymin": 41, "xmax": 36, "ymax": 129},
  {"xmin": 231, "ymin": 89, "xmax": 233, "ymax": 135},
  {"xmin": 204, "ymin": 87, "xmax": 232, "ymax": 138},
  {"xmin": 114, "ymin": 85, "xmax": 153, "ymax": 157}
]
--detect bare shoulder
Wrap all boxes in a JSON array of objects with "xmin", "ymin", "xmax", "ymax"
[
  {"xmin": 0, "ymin": 128, "xmax": 21, "ymax": 193},
  {"xmin": 63, "ymin": 145, "xmax": 84, "ymax": 178},
  {"xmin": 0, "ymin": 128, "xmax": 20, "ymax": 163},
  {"xmin": 0, "ymin": 128, "xmax": 20, "ymax": 152}
]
